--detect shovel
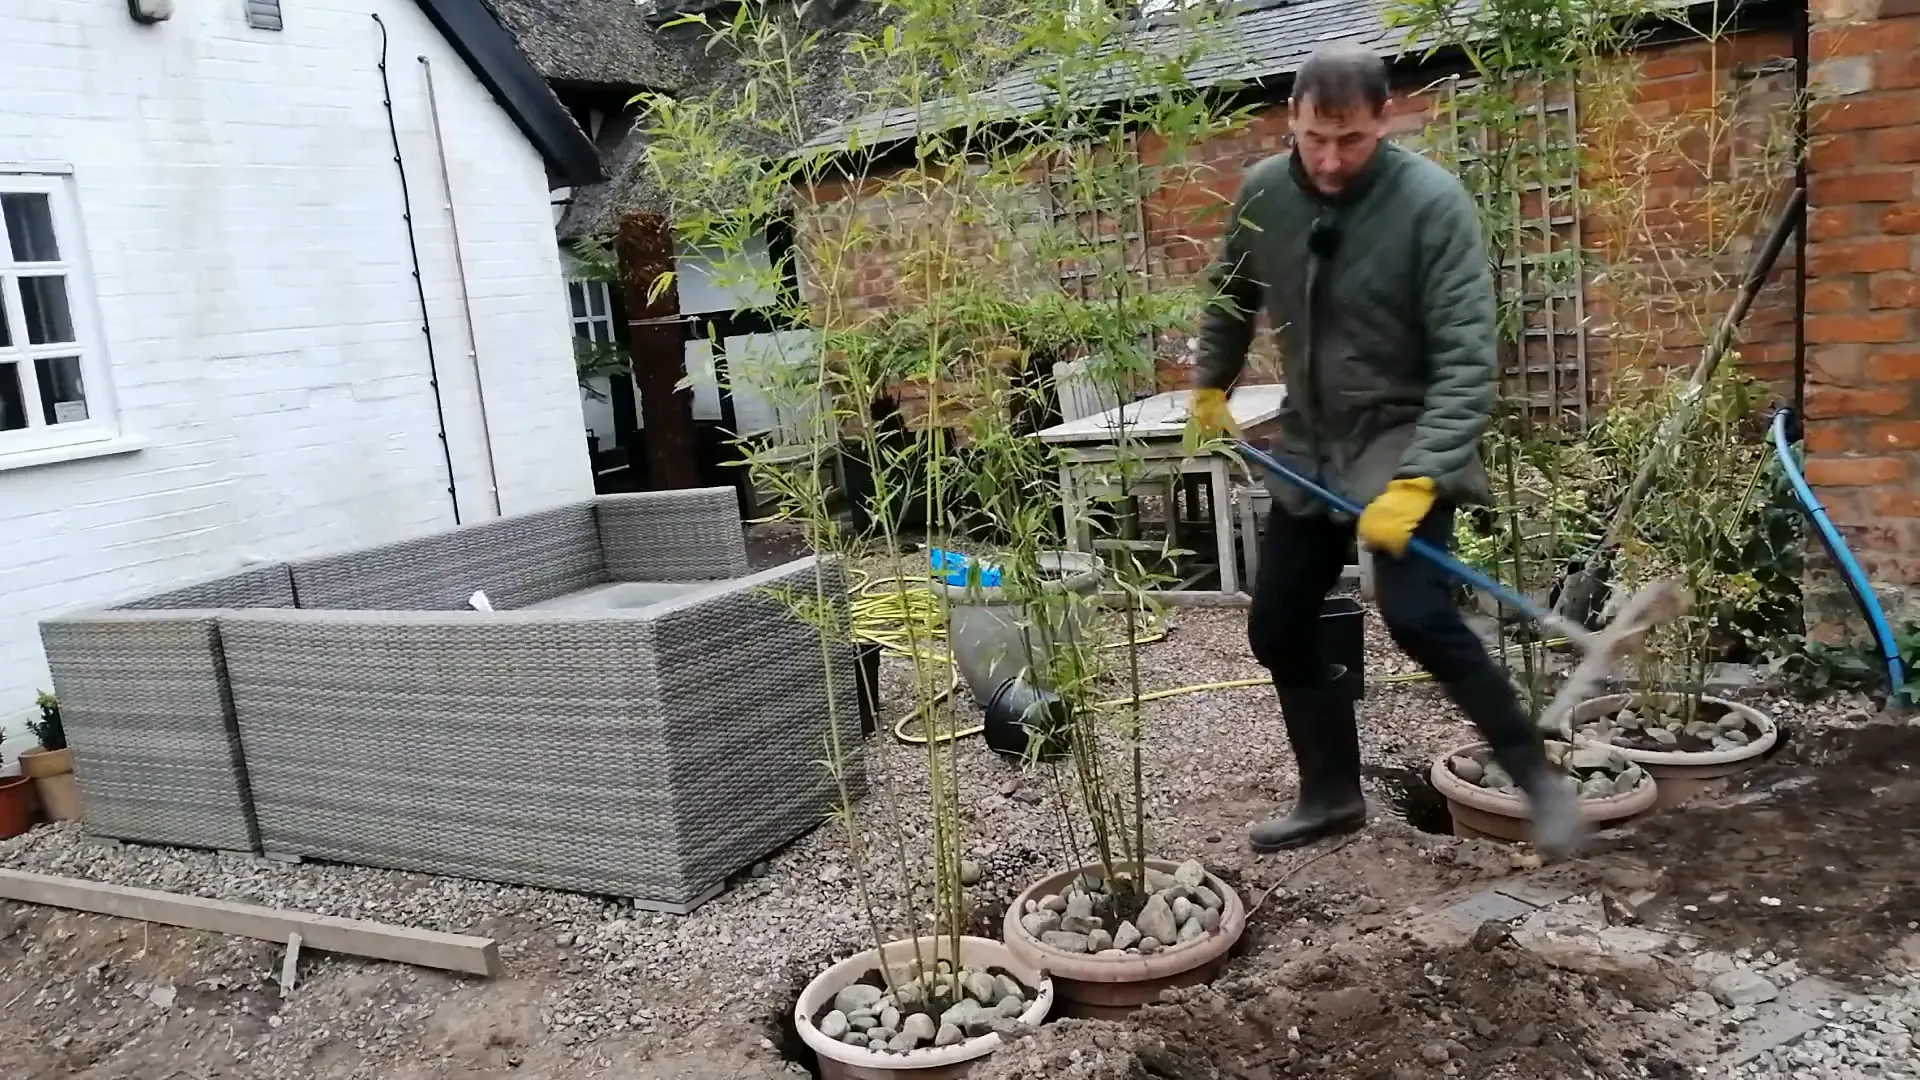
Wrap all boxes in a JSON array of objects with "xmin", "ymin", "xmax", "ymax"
[{"xmin": 1233, "ymin": 439, "xmax": 1690, "ymax": 735}]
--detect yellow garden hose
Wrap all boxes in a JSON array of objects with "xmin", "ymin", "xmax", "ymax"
[{"xmin": 847, "ymin": 567, "xmax": 1566, "ymax": 746}]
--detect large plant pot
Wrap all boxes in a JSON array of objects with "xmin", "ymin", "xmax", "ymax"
[
  {"xmin": 19, "ymin": 747, "xmax": 81, "ymax": 822},
  {"xmin": 1570, "ymin": 693, "xmax": 1779, "ymax": 810},
  {"xmin": 932, "ymin": 550, "xmax": 1104, "ymax": 697},
  {"xmin": 1002, "ymin": 859, "xmax": 1247, "ymax": 1021},
  {"xmin": 795, "ymin": 935, "xmax": 1054, "ymax": 1080},
  {"xmin": 932, "ymin": 550, "xmax": 1103, "ymax": 762},
  {"xmin": 0, "ymin": 774, "xmax": 34, "ymax": 840},
  {"xmin": 1430, "ymin": 741, "xmax": 1658, "ymax": 844}
]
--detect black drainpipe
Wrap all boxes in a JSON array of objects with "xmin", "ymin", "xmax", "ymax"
[
  {"xmin": 1791, "ymin": 0, "xmax": 1810, "ymax": 438},
  {"xmin": 373, "ymin": 13, "xmax": 462, "ymax": 524}
]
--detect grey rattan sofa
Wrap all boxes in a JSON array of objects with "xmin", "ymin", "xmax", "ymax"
[{"xmin": 40, "ymin": 488, "xmax": 862, "ymax": 912}]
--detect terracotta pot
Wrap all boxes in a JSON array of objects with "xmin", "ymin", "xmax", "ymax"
[
  {"xmin": 1429, "ymin": 741, "xmax": 1658, "ymax": 844},
  {"xmin": 795, "ymin": 935, "xmax": 1054, "ymax": 1080},
  {"xmin": 0, "ymin": 775, "xmax": 34, "ymax": 840},
  {"xmin": 1570, "ymin": 693, "xmax": 1780, "ymax": 810},
  {"xmin": 1002, "ymin": 860, "xmax": 1247, "ymax": 1020},
  {"xmin": 19, "ymin": 747, "xmax": 82, "ymax": 822}
]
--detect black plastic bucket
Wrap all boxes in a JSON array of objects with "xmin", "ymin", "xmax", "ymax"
[
  {"xmin": 1322, "ymin": 596, "xmax": 1366, "ymax": 700},
  {"xmin": 982, "ymin": 676, "xmax": 1074, "ymax": 762},
  {"xmin": 854, "ymin": 641, "xmax": 882, "ymax": 738}
]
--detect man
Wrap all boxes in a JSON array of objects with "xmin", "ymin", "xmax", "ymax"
[{"xmin": 1188, "ymin": 44, "xmax": 1585, "ymax": 859}]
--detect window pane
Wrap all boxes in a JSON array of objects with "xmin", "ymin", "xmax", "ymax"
[
  {"xmin": 587, "ymin": 284, "xmax": 607, "ymax": 318},
  {"xmin": 0, "ymin": 285, "xmax": 10, "ymax": 349},
  {"xmin": 2, "ymin": 194, "xmax": 60, "ymax": 263},
  {"xmin": 20, "ymin": 275, "xmax": 75, "ymax": 344},
  {"xmin": 569, "ymin": 283, "xmax": 587, "ymax": 319},
  {"xmin": 0, "ymin": 363, "xmax": 25, "ymax": 431},
  {"xmin": 36, "ymin": 355, "xmax": 86, "ymax": 424}
]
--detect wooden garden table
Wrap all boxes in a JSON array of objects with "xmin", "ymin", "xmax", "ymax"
[{"xmin": 1033, "ymin": 384, "xmax": 1287, "ymax": 600}]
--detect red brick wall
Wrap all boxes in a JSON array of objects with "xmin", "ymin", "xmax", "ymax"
[
  {"xmin": 799, "ymin": 33, "xmax": 1801, "ymax": 404},
  {"xmin": 1579, "ymin": 34, "xmax": 1801, "ymax": 387},
  {"xmin": 1804, "ymin": 0, "xmax": 1920, "ymax": 634},
  {"xmin": 791, "ymin": 21, "xmax": 1920, "ymax": 640}
]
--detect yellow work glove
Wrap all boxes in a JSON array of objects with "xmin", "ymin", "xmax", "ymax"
[
  {"xmin": 1356, "ymin": 477, "xmax": 1437, "ymax": 557},
  {"xmin": 1184, "ymin": 388, "xmax": 1239, "ymax": 448}
]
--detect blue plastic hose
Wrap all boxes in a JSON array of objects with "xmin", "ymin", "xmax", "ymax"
[{"xmin": 1769, "ymin": 408, "xmax": 1909, "ymax": 702}]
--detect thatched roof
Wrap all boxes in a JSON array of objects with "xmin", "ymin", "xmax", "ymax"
[
  {"xmin": 482, "ymin": 0, "xmax": 690, "ymax": 92},
  {"xmin": 548, "ymin": 0, "xmax": 942, "ymax": 239}
]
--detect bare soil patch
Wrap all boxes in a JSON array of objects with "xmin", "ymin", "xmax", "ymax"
[
  {"xmin": 1587, "ymin": 719, "xmax": 1920, "ymax": 978},
  {"xmin": 972, "ymin": 928, "xmax": 1699, "ymax": 1080}
]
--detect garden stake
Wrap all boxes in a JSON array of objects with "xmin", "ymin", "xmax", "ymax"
[
  {"xmin": 1234, "ymin": 440, "xmax": 1692, "ymax": 736},
  {"xmin": 1551, "ymin": 187, "xmax": 1806, "ymax": 627}
]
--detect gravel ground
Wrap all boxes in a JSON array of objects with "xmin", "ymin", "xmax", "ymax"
[
  {"xmin": 1710, "ymin": 959, "xmax": 1920, "ymax": 1077},
  {"xmin": 1, "ymin": 587, "xmax": 1908, "ymax": 1079},
  {"xmin": 0, "ymin": 602, "xmax": 1487, "ymax": 1075}
]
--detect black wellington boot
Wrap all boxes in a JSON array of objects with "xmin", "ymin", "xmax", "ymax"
[
  {"xmin": 1444, "ymin": 667, "xmax": 1587, "ymax": 860},
  {"xmin": 1249, "ymin": 685, "xmax": 1368, "ymax": 853}
]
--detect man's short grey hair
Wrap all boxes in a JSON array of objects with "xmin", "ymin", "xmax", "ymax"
[{"xmin": 1290, "ymin": 44, "xmax": 1391, "ymax": 114}]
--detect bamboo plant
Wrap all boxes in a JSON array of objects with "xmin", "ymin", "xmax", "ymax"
[
  {"xmin": 633, "ymin": 0, "xmax": 1256, "ymax": 981},
  {"xmin": 1390, "ymin": 0, "xmax": 1800, "ymax": 731}
]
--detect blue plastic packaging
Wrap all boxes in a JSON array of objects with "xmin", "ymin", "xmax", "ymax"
[{"xmin": 928, "ymin": 547, "xmax": 1000, "ymax": 588}]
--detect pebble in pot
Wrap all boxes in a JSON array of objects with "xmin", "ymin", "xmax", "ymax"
[
  {"xmin": 1464, "ymin": 740, "xmax": 1650, "ymax": 800},
  {"xmin": 1579, "ymin": 696, "xmax": 1766, "ymax": 755},
  {"xmin": 1432, "ymin": 740, "xmax": 1657, "ymax": 845},
  {"xmin": 815, "ymin": 964, "xmax": 1039, "ymax": 1054},
  {"xmin": 1004, "ymin": 858, "xmax": 1248, "ymax": 1020},
  {"xmin": 1017, "ymin": 860, "xmax": 1227, "ymax": 959}
]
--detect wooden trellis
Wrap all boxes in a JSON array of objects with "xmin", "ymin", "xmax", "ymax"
[
  {"xmin": 1428, "ymin": 75, "xmax": 1592, "ymax": 431},
  {"xmin": 1043, "ymin": 135, "xmax": 1154, "ymax": 303},
  {"xmin": 1040, "ymin": 135, "xmax": 1159, "ymax": 398}
]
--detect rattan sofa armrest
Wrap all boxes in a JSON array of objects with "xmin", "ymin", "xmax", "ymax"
[{"xmin": 594, "ymin": 487, "xmax": 751, "ymax": 582}]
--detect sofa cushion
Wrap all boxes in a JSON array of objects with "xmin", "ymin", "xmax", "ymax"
[
  {"xmin": 595, "ymin": 488, "xmax": 751, "ymax": 582},
  {"xmin": 290, "ymin": 503, "xmax": 606, "ymax": 611},
  {"xmin": 115, "ymin": 563, "xmax": 297, "ymax": 611}
]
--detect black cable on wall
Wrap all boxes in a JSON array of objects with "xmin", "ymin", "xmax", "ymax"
[
  {"xmin": 1791, "ymin": 0, "xmax": 1810, "ymax": 437},
  {"xmin": 374, "ymin": 12, "xmax": 462, "ymax": 524}
]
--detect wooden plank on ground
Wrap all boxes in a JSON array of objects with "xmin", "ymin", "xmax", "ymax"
[{"xmin": 0, "ymin": 868, "xmax": 501, "ymax": 977}]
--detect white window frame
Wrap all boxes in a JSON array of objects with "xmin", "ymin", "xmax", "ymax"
[
  {"xmin": 566, "ymin": 279, "xmax": 617, "ymax": 345},
  {"xmin": 0, "ymin": 168, "xmax": 118, "ymax": 460}
]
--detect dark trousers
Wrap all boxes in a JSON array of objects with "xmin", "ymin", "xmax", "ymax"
[{"xmin": 1248, "ymin": 503, "xmax": 1493, "ymax": 690}]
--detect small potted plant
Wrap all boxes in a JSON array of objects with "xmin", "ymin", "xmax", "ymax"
[
  {"xmin": 1570, "ymin": 368, "xmax": 1782, "ymax": 809},
  {"xmin": 1429, "ymin": 738, "xmax": 1658, "ymax": 843},
  {"xmin": 1, "ymin": 726, "xmax": 35, "ymax": 840},
  {"xmin": 21, "ymin": 691, "xmax": 82, "ymax": 822}
]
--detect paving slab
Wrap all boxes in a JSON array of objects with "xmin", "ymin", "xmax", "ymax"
[
  {"xmin": 1779, "ymin": 975, "xmax": 1846, "ymax": 1010},
  {"xmin": 1716, "ymin": 979, "xmax": 1847, "ymax": 1066},
  {"xmin": 1442, "ymin": 888, "xmax": 1538, "ymax": 930},
  {"xmin": 1594, "ymin": 926, "xmax": 1673, "ymax": 955},
  {"xmin": 1494, "ymin": 879, "xmax": 1578, "ymax": 908},
  {"xmin": 1723, "ymin": 1001, "xmax": 1825, "ymax": 1065}
]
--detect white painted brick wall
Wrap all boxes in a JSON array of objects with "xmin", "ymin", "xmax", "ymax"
[{"xmin": 0, "ymin": 0, "xmax": 595, "ymax": 749}]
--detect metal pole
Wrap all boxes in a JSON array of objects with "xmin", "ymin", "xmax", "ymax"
[{"xmin": 420, "ymin": 55, "xmax": 503, "ymax": 518}]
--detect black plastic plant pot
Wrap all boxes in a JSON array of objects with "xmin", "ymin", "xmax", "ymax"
[
  {"xmin": 983, "ymin": 677, "xmax": 1074, "ymax": 763},
  {"xmin": 838, "ymin": 441, "xmax": 879, "ymax": 535},
  {"xmin": 854, "ymin": 641, "xmax": 883, "ymax": 738},
  {"xmin": 1322, "ymin": 596, "xmax": 1366, "ymax": 701}
]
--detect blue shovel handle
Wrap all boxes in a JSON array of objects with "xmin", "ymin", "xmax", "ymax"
[{"xmin": 1232, "ymin": 439, "xmax": 1553, "ymax": 625}]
